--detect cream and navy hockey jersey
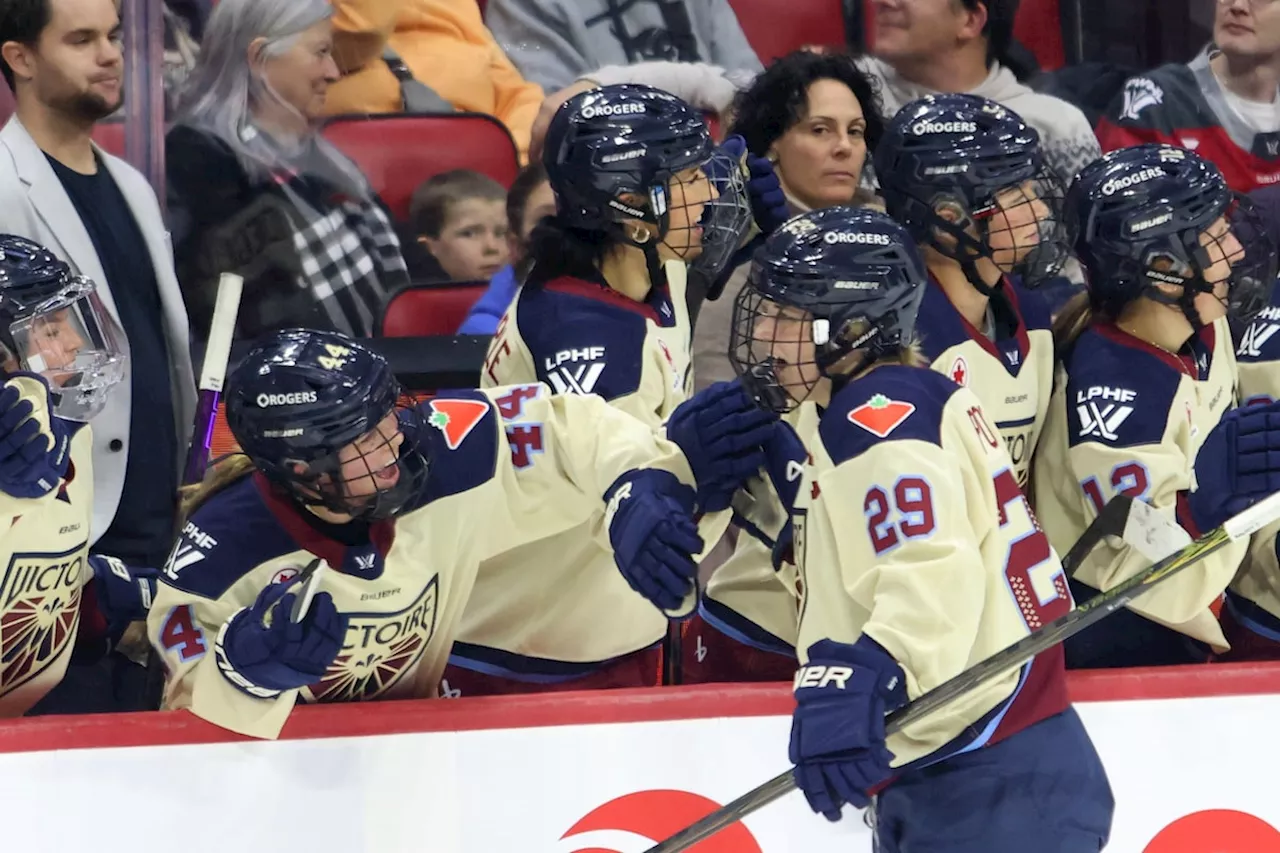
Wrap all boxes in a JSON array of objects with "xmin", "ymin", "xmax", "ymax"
[
  {"xmin": 147, "ymin": 385, "xmax": 695, "ymax": 738},
  {"xmin": 1034, "ymin": 317, "xmax": 1242, "ymax": 654},
  {"xmin": 0, "ymin": 375, "xmax": 96, "ymax": 716},
  {"xmin": 459, "ymin": 261, "xmax": 693, "ymax": 678},
  {"xmin": 1225, "ymin": 297, "xmax": 1280, "ymax": 642},
  {"xmin": 795, "ymin": 364, "xmax": 1070, "ymax": 768},
  {"xmin": 916, "ymin": 278, "xmax": 1054, "ymax": 491}
]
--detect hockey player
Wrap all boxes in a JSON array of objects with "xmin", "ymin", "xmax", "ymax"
[
  {"xmin": 683, "ymin": 94, "xmax": 1074, "ymax": 686},
  {"xmin": 715, "ymin": 205, "xmax": 1112, "ymax": 847},
  {"xmin": 1217, "ymin": 283, "xmax": 1280, "ymax": 661},
  {"xmin": 1036, "ymin": 143, "xmax": 1280, "ymax": 669},
  {"xmin": 455, "ymin": 83, "xmax": 772, "ymax": 694},
  {"xmin": 0, "ymin": 235, "xmax": 157, "ymax": 715},
  {"xmin": 876, "ymin": 93, "xmax": 1068, "ymax": 492},
  {"xmin": 148, "ymin": 328, "xmax": 763, "ymax": 738}
]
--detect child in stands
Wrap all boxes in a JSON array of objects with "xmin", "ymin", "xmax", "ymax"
[{"xmin": 405, "ymin": 169, "xmax": 510, "ymax": 284}]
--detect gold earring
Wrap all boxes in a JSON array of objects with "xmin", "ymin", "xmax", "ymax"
[{"xmin": 631, "ymin": 228, "xmax": 651, "ymax": 244}]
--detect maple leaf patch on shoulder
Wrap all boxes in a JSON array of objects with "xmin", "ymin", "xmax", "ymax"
[
  {"xmin": 427, "ymin": 399, "xmax": 490, "ymax": 450},
  {"xmin": 847, "ymin": 393, "xmax": 916, "ymax": 438}
]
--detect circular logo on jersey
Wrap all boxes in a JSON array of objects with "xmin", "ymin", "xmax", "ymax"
[
  {"xmin": 950, "ymin": 356, "xmax": 970, "ymax": 387},
  {"xmin": 270, "ymin": 567, "xmax": 300, "ymax": 585}
]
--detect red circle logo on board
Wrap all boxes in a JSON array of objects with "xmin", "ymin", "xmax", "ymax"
[
  {"xmin": 1145, "ymin": 810, "xmax": 1280, "ymax": 852},
  {"xmin": 561, "ymin": 789, "xmax": 764, "ymax": 852}
]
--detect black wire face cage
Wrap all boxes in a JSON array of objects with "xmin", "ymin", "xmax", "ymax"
[
  {"xmin": 923, "ymin": 168, "xmax": 1073, "ymax": 288},
  {"xmin": 283, "ymin": 400, "xmax": 430, "ymax": 522},
  {"xmin": 1143, "ymin": 194, "xmax": 1278, "ymax": 328},
  {"xmin": 729, "ymin": 287, "xmax": 890, "ymax": 414},
  {"xmin": 654, "ymin": 149, "xmax": 752, "ymax": 277}
]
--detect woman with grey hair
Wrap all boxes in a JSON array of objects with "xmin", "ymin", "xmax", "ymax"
[{"xmin": 166, "ymin": 0, "xmax": 408, "ymax": 342}]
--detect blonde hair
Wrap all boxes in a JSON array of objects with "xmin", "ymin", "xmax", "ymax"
[
  {"xmin": 177, "ymin": 455, "xmax": 257, "ymax": 529},
  {"xmin": 1052, "ymin": 291, "xmax": 1097, "ymax": 352}
]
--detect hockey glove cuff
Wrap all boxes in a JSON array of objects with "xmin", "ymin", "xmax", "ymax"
[
  {"xmin": 0, "ymin": 373, "xmax": 70, "ymax": 499},
  {"xmin": 88, "ymin": 555, "xmax": 158, "ymax": 638},
  {"xmin": 1190, "ymin": 400, "xmax": 1280, "ymax": 531}
]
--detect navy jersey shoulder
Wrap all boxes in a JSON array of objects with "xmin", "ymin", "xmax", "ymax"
[
  {"xmin": 1064, "ymin": 325, "xmax": 1184, "ymax": 449},
  {"xmin": 416, "ymin": 389, "xmax": 502, "ymax": 504},
  {"xmin": 914, "ymin": 281, "xmax": 971, "ymax": 361},
  {"xmin": 820, "ymin": 365, "xmax": 961, "ymax": 466},
  {"xmin": 1235, "ymin": 294, "xmax": 1280, "ymax": 365},
  {"xmin": 517, "ymin": 277, "xmax": 649, "ymax": 401},
  {"xmin": 163, "ymin": 474, "xmax": 301, "ymax": 600}
]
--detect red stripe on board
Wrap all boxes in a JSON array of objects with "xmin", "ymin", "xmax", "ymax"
[{"xmin": 4, "ymin": 665, "xmax": 1280, "ymax": 754}]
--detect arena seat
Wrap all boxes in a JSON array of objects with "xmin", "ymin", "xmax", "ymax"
[
  {"xmin": 727, "ymin": 0, "xmax": 848, "ymax": 63},
  {"xmin": 378, "ymin": 281, "xmax": 489, "ymax": 338},
  {"xmin": 321, "ymin": 113, "xmax": 520, "ymax": 223}
]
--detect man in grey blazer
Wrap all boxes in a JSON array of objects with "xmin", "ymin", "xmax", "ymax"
[{"xmin": 0, "ymin": 0, "xmax": 195, "ymax": 597}]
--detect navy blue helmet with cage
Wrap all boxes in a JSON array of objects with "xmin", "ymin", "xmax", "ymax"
[
  {"xmin": 226, "ymin": 329, "xmax": 428, "ymax": 521},
  {"xmin": 542, "ymin": 83, "xmax": 750, "ymax": 277},
  {"xmin": 1066, "ymin": 143, "xmax": 1277, "ymax": 325},
  {"xmin": 873, "ymin": 93, "xmax": 1072, "ymax": 292},
  {"xmin": 0, "ymin": 234, "xmax": 126, "ymax": 421},
  {"xmin": 730, "ymin": 207, "xmax": 928, "ymax": 412}
]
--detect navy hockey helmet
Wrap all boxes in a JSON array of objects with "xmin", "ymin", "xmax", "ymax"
[
  {"xmin": 0, "ymin": 234, "xmax": 126, "ymax": 421},
  {"xmin": 873, "ymin": 93, "xmax": 1072, "ymax": 292},
  {"xmin": 730, "ymin": 206, "xmax": 928, "ymax": 412},
  {"xmin": 225, "ymin": 329, "xmax": 428, "ymax": 521},
  {"xmin": 1065, "ymin": 143, "xmax": 1277, "ymax": 326},
  {"xmin": 542, "ymin": 83, "xmax": 751, "ymax": 278}
]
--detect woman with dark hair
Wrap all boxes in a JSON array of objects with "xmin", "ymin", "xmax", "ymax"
[{"xmin": 681, "ymin": 50, "xmax": 888, "ymax": 687}]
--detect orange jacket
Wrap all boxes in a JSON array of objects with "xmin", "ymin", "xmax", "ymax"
[{"xmin": 327, "ymin": 0, "xmax": 543, "ymax": 160}]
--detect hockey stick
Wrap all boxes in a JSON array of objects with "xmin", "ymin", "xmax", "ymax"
[
  {"xmin": 182, "ymin": 272, "xmax": 244, "ymax": 486},
  {"xmin": 643, "ymin": 490, "xmax": 1280, "ymax": 853}
]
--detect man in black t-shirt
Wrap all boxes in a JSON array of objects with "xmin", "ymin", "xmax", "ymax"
[{"xmin": 0, "ymin": 0, "xmax": 197, "ymax": 711}]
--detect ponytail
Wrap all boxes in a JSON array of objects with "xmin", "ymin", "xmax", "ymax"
[
  {"xmin": 1052, "ymin": 291, "xmax": 1095, "ymax": 353},
  {"xmin": 525, "ymin": 214, "xmax": 614, "ymax": 286},
  {"xmin": 176, "ymin": 454, "xmax": 257, "ymax": 529}
]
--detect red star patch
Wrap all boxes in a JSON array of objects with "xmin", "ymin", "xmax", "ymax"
[
  {"xmin": 848, "ymin": 393, "xmax": 916, "ymax": 438},
  {"xmin": 950, "ymin": 356, "xmax": 968, "ymax": 387}
]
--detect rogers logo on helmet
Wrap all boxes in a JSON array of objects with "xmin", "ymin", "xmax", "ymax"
[
  {"xmin": 256, "ymin": 391, "xmax": 318, "ymax": 407},
  {"xmin": 823, "ymin": 231, "xmax": 891, "ymax": 245},
  {"xmin": 581, "ymin": 102, "xmax": 645, "ymax": 119},
  {"xmin": 1100, "ymin": 167, "xmax": 1165, "ymax": 196},
  {"xmin": 911, "ymin": 120, "xmax": 977, "ymax": 135}
]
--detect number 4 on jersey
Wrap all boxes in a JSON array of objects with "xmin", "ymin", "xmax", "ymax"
[{"xmin": 159, "ymin": 605, "xmax": 207, "ymax": 662}]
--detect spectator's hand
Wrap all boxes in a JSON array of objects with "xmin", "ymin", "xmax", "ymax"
[{"xmin": 530, "ymin": 79, "xmax": 599, "ymax": 163}]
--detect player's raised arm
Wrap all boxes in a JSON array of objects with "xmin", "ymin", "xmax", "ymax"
[{"xmin": 1034, "ymin": 144, "xmax": 1280, "ymax": 669}]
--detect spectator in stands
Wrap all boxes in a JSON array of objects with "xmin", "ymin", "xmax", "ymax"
[
  {"xmin": 691, "ymin": 51, "xmax": 887, "ymax": 387},
  {"xmin": 167, "ymin": 0, "xmax": 409, "ymax": 343},
  {"xmin": 325, "ymin": 0, "xmax": 544, "ymax": 161},
  {"xmin": 485, "ymin": 0, "xmax": 761, "ymax": 94},
  {"xmin": 458, "ymin": 162, "xmax": 554, "ymax": 335},
  {"xmin": 1096, "ymin": 0, "xmax": 1280, "ymax": 193},
  {"xmin": 0, "ymin": 0, "xmax": 196, "ymax": 711},
  {"xmin": 861, "ymin": 0, "xmax": 1098, "ymax": 188},
  {"xmin": 406, "ymin": 169, "xmax": 510, "ymax": 283}
]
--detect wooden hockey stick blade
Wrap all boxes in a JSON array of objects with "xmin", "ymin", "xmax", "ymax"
[{"xmin": 643, "ymin": 489, "xmax": 1280, "ymax": 853}]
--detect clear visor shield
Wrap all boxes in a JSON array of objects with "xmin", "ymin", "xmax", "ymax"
[
  {"xmin": 9, "ymin": 284, "xmax": 127, "ymax": 422},
  {"xmin": 665, "ymin": 148, "xmax": 752, "ymax": 280}
]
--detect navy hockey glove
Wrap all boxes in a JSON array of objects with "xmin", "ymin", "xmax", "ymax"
[
  {"xmin": 1189, "ymin": 400, "xmax": 1280, "ymax": 532},
  {"xmin": 215, "ymin": 579, "xmax": 348, "ymax": 697},
  {"xmin": 762, "ymin": 420, "xmax": 806, "ymax": 513},
  {"xmin": 606, "ymin": 469, "xmax": 704, "ymax": 615},
  {"xmin": 88, "ymin": 555, "xmax": 158, "ymax": 637},
  {"xmin": 719, "ymin": 135, "xmax": 789, "ymax": 236},
  {"xmin": 790, "ymin": 637, "xmax": 907, "ymax": 821},
  {"xmin": 0, "ymin": 373, "xmax": 69, "ymax": 499},
  {"xmin": 665, "ymin": 379, "xmax": 778, "ymax": 513}
]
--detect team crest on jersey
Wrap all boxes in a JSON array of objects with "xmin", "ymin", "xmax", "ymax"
[
  {"xmin": 949, "ymin": 356, "xmax": 969, "ymax": 387},
  {"xmin": 306, "ymin": 575, "xmax": 439, "ymax": 703},
  {"xmin": 1119, "ymin": 77, "xmax": 1163, "ymax": 121},
  {"xmin": 0, "ymin": 545, "xmax": 83, "ymax": 695},
  {"xmin": 847, "ymin": 394, "xmax": 916, "ymax": 438},
  {"xmin": 427, "ymin": 399, "xmax": 489, "ymax": 450}
]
